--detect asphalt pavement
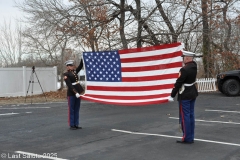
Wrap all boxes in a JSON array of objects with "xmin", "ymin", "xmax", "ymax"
[{"xmin": 0, "ymin": 92, "xmax": 240, "ymax": 160}]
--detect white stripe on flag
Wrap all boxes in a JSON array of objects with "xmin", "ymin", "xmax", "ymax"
[
  {"xmin": 86, "ymin": 79, "xmax": 176, "ymax": 87},
  {"xmin": 82, "ymin": 96, "xmax": 168, "ymax": 103},
  {"xmin": 120, "ymin": 46, "xmax": 183, "ymax": 58},
  {"xmin": 121, "ymin": 57, "xmax": 182, "ymax": 67},
  {"xmin": 85, "ymin": 89, "xmax": 172, "ymax": 96},
  {"xmin": 122, "ymin": 68, "xmax": 180, "ymax": 77}
]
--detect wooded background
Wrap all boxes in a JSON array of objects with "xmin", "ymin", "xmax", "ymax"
[{"xmin": 0, "ymin": 0, "xmax": 239, "ymax": 82}]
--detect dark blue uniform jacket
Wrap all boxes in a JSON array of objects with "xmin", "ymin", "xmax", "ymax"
[
  {"xmin": 171, "ymin": 61, "xmax": 198, "ymax": 100},
  {"xmin": 63, "ymin": 60, "xmax": 84, "ymax": 96}
]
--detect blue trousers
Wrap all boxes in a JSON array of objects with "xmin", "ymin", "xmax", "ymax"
[
  {"xmin": 179, "ymin": 99, "xmax": 196, "ymax": 142},
  {"xmin": 68, "ymin": 96, "xmax": 81, "ymax": 127}
]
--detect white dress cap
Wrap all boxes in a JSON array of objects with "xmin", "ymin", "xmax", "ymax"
[
  {"xmin": 182, "ymin": 51, "xmax": 195, "ymax": 57},
  {"xmin": 64, "ymin": 60, "xmax": 74, "ymax": 66}
]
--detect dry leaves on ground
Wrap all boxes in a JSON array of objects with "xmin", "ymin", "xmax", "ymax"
[{"xmin": 0, "ymin": 89, "xmax": 67, "ymax": 105}]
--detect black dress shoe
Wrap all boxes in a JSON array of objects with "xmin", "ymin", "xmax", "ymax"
[
  {"xmin": 176, "ymin": 140, "xmax": 194, "ymax": 144},
  {"xmin": 70, "ymin": 126, "xmax": 77, "ymax": 130},
  {"xmin": 75, "ymin": 126, "xmax": 82, "ymax": 129}
]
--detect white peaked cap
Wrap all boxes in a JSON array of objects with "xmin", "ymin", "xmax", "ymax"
[
  {"xmin": 182, "ymin": 50, "xmax": 195, "ymax": 57},
  {"xmin": 64, "ymin": 60, "xmax": 74, "ymax": 66}
]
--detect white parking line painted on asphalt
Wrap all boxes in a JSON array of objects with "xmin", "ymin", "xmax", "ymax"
[
  {"xmin": 0, "ymin": 113, "xmax": 19, "ymax": 116},
  {"xmin": 15, "ymin": 151, "xmax": 69, "ymax": 160},
  {"xmin": 112, "ymin": 129, "xmax": 240, "ymax": 147},
  {"xmin": 169, "ymin": 117, "xmax": 240, "ymax": 125},
  {"xmin": 1, "ymin": 101, "xmax": 92, "ymax": 107},
  {"xmin": 4, "ymin": 102, "xmax": 64, "ymax": 106},
  {"xmin": 112, "ymin": 129, "xmax": 182, "ymax": 138},
  {"xmin": 205, "ymin": 109, "xmax": 240, "ymax": 113},
  {"xmin": 25, "ymin": 102, "xmax": 65, "ymax": 105},
  {"xmin": 0, "ymin": 107, "xmax": 50, "ymax": 109}
]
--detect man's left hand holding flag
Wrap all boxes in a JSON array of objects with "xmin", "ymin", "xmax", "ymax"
[{"xmin": 168, "ymin": 96, "xmax": 174, "ymax": 102}]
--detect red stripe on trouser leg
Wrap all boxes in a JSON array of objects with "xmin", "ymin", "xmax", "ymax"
[
  {"xmin": 180, "ymin": 102, "xmax": 186, "ymax": 141},
  {"xmin": 68, "ymin": 96, "xmax": 70, "ymax": 126},
  {"xmin": 180, "ymin": 99, "xmax": 195, "ymax": 142}
]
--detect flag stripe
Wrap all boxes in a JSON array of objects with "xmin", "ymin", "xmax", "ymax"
[
  {"xmin": 86, "ymin": 78, "xmax": 177, "ymax": 87},
  {"xmin": 122, "ymin": 73, "xmax": 179, "ymax": 82},
  {"xmin": 120, "ymin": 51, "xmax": 182, "ymax": 63},
  {"xmin": 121, "ymin": 57, "xmax": 182, "ymax": 67},
  {"xmin": 86, "ymin": 84, "xmax": 174, "ymax": 91},
  {"xmin": 81, "ymin": 96, "xmax": 169, "ymax": 106},
  {"xmin": 121, "ymin": 62, "xmax": 182, "ymax": 72},
  {"xmin": 122, "ymin": 68, "xmax": 180, "ymax": 78},
  {"xmin": 119, "ymin": 42, "xmax": 182, "ymax": 55},
  {"xmin": 85, "ymin": 89, "xmax": 172, "ymax": 96},
  {"xmin": 83, "ymin": 93, "xmax": 170, "ymax": 100}
]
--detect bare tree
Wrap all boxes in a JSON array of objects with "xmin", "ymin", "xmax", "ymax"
[
  {"xmin": 0, "ymin": 21, "xmax": 23, "ymax": 67},
  {"xmin": 209, "ymin": 0, "xmax": 240, "ymax": 73},
  {"xmin": 201, "ymin": 0, "xmax": 211, "ymax": 77},
  {"xmin": 15, "ymin": 0, "xmax": 240, "ymax": 78}
]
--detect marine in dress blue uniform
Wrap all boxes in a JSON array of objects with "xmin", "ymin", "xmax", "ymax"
[
  {"xmin": 63, "ymin": 59, "xmax": 84, "ymax": 130},
  {"xmin": 169, "ymin": 51, "xmax": 198, "ymax": 144}
]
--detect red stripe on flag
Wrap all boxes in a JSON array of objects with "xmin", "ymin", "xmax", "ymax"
[
  {"xmin": 83, "ymin": 93, "xmax": 170, "ymax": 100},
  {"xmin": 122, "ymin": 73, "xmax": 179, "ymax": 82},
  {"xmin": 121, "ymin": 62, "xmax": 182, "ymax": 72},
  {"xmin": 86, "ymin": 84, "xmax": 174, "ymax": 91},
  {"xmin": 121, "ymin": 51, "xmax": 182, "ymax": 63},
  {"xmin": 119, "ymin": 42, "xmax": 182, "ymax": 54},
  {"xmin": 81, "ymin": 96, "xmax": 169, "ymax": 106}
]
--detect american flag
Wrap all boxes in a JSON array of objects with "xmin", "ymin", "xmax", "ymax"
[{"xmin": 81, "ymin": 42, "xmax": 183, "ymax": 106}]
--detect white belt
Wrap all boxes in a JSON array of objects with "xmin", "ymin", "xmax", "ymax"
[
  {"xmin": 179, "ymin": 82, "xmax": 196, "ymax": 94},
  {"xmin": 183, "ymin": 82, "xmax": 196, "ymax": 86},
  {"xmin": 72, "ymin": 81, "xmax": 80, "ymax": 85}
]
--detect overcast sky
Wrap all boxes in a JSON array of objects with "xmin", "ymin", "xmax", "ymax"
[
  {"xmin": 0, "ymin": 0, "xmax": 24, "ymax": 24},
  {"xmin": 0, "ymin": 0, "xmax": 74, "ymax": 27}
]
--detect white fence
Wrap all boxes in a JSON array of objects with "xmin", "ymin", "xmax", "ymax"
[
  {"xmin": 196, "ymin": 78, "xmax": 217, "ymax": 92},
  {"xmin": 0, "ymin": 66, "xmax": 58, "ymax": 97}
]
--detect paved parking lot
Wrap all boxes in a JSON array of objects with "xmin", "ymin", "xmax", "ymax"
[{"xmin": 0, "ymin": 92, "xmax": 240, "ymax": 160}]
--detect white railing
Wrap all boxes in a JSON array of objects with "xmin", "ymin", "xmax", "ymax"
[{"xmin": 196, "ymin": 78, "xmax": 217, "ymax": 92}]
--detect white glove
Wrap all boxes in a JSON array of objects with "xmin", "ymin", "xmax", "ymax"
[
  {"xmin": 168, "ymin": 96, "xmax": 174, "ymax": 102},
  {"xmin": 75, "ymin": 93, "xmax": 80, "ymax": 98}
]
